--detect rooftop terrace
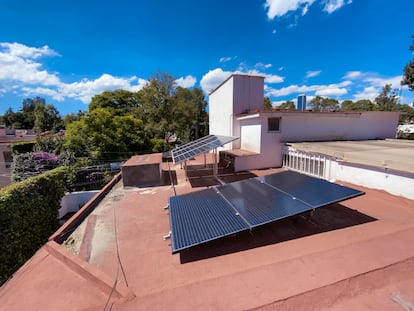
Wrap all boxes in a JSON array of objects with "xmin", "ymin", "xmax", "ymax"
[{"xmin": 1, "ymin": 155, "xmax": 414, "ymax": 310}]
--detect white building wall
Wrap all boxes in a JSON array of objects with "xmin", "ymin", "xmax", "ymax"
[
  {"xmin": 209, "ymin": 74, "xmax": 265, "ymax": 150},
  {"xmin": 59, "ymin": 190, "xmax": 99, "ymax": 219},
  {"xmin": 278, "ymin": 111, "xmax": 399, "ymax": 142},
  {"xmin": 241, "ymin": 124, "xmax": 261, "ymax": 153},
  {"xmin": 209, "ymin": 76, "xmax": 234, "ymax": 138},
  {"xmin": 332, "ymin": 162, "xmax": 414, "ymax": 200},
  {"xmin": 232, "ymin": 75, "xmax": 264, "ymax": 113},
  {"xmin": 281, "ymin": 147, "xmax": 414, "ymax": 200}
]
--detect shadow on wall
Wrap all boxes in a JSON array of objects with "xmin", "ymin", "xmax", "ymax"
[{"xmin": 179, "ymin": 204, "xmax": 377, "ymax": 263}]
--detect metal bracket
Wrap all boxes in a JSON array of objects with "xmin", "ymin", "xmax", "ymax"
[{"xmin": 163, "ymin": 231, "xmax": 171, "ymax": 240}]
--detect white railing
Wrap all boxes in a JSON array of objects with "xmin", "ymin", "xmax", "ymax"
[{"xmin": 282, "ymin": 148, "xmax": 330, "ymax": 180}]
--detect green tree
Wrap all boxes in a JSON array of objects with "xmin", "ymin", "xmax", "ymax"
[
  {"xmin": 278, "ymin": 101, "xmax": 296, "ymax": 110},
  {"xmin": 89, "ymin": 89, "xmax": 142, "ymax": 112},
  {"xmin": 172, "ymin": 87, "xmax": 208, "ymax": 141},
  {"xmin": 341, "ymin": 99, "xmax": 374, "ymax": 111},
  {"xmin": 401, "ymin": 35, "xmax": 414, "ymax": 91},
  {"xmin": 63, "ymin": 119, "xmax": 90, "ymax": 157},
  {"xmin": 374, "ymin": 84, "xmax": 399, "ymax": 111},
  {"xmin": 2, "ymin": 98, "xmax": 62, "ymax": 131},
  {"xmin": 63, "ymin": 108, "xmax": 148, "ymax": 159},
  {"xmin": 264, "ymin": 97, "xmax": 273, "ymax": 109},
  {"xmin": 63, "ymin": 72, "xmax": 209, "ymax": 157},
  {"xmin": 137, "ymin": 73, "xmax": 177, "ymax": 138},
  {"xmin": 33, "ymin": 103, "xmax": 62, "ymax": 133},
  {"xmin": 309, "ymin": 96, "xmax": 339, "ymax": 112},
  {"xmin": 374, "ymin": 84, "xmax": 414, "ymax": 124}
]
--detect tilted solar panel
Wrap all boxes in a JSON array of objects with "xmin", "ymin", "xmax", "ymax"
[
  {"xmin": 216, "ymin": 178, "xmax": 312, "ymax": 227},
  {"xmin": 169, "ymin": 188, "xmax": 248, "ymax": 253},
  {"xmin": 257, "ymin": 171, "xmax": 364, "ymax": 208},
  {"xmin": 171, "ymin": 134, "xmax": 238, "ymax": 164},
  {"xmin": 168, "ymin": 170, "xmax": 364, "ymax": 253}
]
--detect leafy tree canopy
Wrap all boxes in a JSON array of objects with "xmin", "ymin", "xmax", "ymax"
[
  {"xmin": 401, "ymin": 35, "xmax": 414, "ymax": 91},
  {"xmin": 277, "ymin": 101, "xmax": 296, "ymax": 110},
  {"xmin": 2, "ymin": 97, "xmax": 62, "ymax": 132},
  {"xmin": 340, "ymin": 99, "xmax": 374, "ymax": 111},
  {"xmin": 309, "ymin": 96, "xmax": 339, "ymax": 112},
  {"xmin": 63, "ymin": 72, "xmax": 208, "ymax": 160},
  {"xmin": 264, "ymin": 97, "xmax": 273, "ymax": 109}
]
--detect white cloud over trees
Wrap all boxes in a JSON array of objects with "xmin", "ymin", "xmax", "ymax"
[{"xmin": 0, "ymin": 42, "xmax": 194, "ymax": 105}]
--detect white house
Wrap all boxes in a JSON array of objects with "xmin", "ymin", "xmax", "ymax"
[{"xmin": 208, "ymin": 74, "xmax": 414, "ymax": 199}]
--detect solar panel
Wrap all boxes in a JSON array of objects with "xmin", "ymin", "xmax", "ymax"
[
  {"xmin": 216, "ymin": 178, "xmax": 312, "ymax": 227},
  {"xmin": 169, "ymin": 188, "xmax": 248, "ymax": 253},
  {"xmin": 168, "ymin": 170, "xmax": 364, "ymax": 253},
  {"xmin": 171, "ymin": 134, "xmax": 238, "ymax": 164},
  {"xmin": 257, "ymin": 171, "xmax": 363, "ymax": 208}
]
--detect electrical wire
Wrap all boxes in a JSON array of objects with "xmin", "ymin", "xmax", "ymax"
[{"xmin": 102, "ymin": 196, "xmax": 129, "ymax": 311}]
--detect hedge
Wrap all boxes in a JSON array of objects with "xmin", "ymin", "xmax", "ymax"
[
  {"xmin": 10, "ymin": 141, "xmax": 36, "ymax": 154},
  {"xmin": 0, "ymin": 166, "xmax": 68, "ymax": 285}
]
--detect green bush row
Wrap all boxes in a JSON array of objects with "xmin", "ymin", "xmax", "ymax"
[
  {"xmin": 0, "ymin": 166, "xmax": 68, "ymax": 285},
  {"xmin": 10, "ymin": 141, "xmax": 36, "ymax": 154}
]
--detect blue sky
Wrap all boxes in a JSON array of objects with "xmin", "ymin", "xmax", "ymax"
[{"xmin": 1, "ymin": 0, "xmax": 413, "ymax": 116}]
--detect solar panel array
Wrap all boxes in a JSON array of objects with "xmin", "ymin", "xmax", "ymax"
[
  {"xmin": 168, "ymin": 170, "xmax": 364, "ymax": 253},
  {"xmin": 171, "ymin": 134, "xmax": 238, "ymax": 164}
]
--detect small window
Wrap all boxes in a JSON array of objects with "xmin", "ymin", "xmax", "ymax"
[{"xmin": 268, "ymin": 117, "xmax": 281, "ymax": 132}]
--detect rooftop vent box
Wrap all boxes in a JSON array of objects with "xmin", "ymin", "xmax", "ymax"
[{"xmin": 122, "ymin": 153, "xmax": 162, "ymax": 187}]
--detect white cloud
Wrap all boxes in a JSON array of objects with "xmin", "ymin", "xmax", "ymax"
[
  {"xmin": 175, "ymin": 75, "xmax": 197, "ymax": 88},
  {"xmin": 22, "ymin": 86, "xmax": 65, "ymax": 101},
  {"xmin": 352, "ymin": 86, "xmax": 379, "ymax": 101},
  {"xmin": 302, "ymin": 4, "xmax": 310, "ymax": 15},
  {"xmin": 265, "ymin": 80, "xmax": 351, "ymax": 98},
  {"xmin": 264, "ymin": 73, "xmax": 284, "ymax": 83},
  {"xmin": 341, "ymin": 71, "xmax": 404, "ymax": 101},
  {"xmin": 315, "ymin": 87, "xmax": 347, "ymax": 96},
  {"xmin": 0, "ymin": 42, "xmax": 59, "ymax": 59},
  {"xmin": 323, "ymin": 0, "xmax": 352, "ymax": 14},
  {"xmin": 59, "ymin": 74, "xmax": 147, "ymax": 103},
  {"xmin": 255, "ymin": 62, "xmax": 273, "ymax": 70},
  {"xmin": 219, "ymin": 56, "xmax": 236, "ymax": 63},
  {"xmin": 264, "ymin": 0, "xmax": 316, "ymax": 19},
  {"xmin": 0, "ymin": 42, "xmax": 151, "ymax": 104},
  {"xmin": 264, "ymin": 0, "xmax": 352, "ymax": 24},
  {"xmin": 305, "ymin": 70, "xmax": 321, "ymax": 79},
  {"xmin": 343, "ymin": 71, "xmax": 362, "ymax": 79},
  {"xmin": 200, "ymin": 65, "xmax": 285, "ymax": 95},
  {"xmin": 200, "ymin": 68, "xmax": 232, "ymax": 94},
  {"xmin": 0, "ymin": 43, "xmax": 61, "ymax": 86},
  {"xmin": 363, "ymin": 75, "xmax": 402, "ymax": 89}
]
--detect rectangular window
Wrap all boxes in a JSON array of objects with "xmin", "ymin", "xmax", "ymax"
[{"xmin": 268, "ymin": 117, "xmax": 281, "ymax": 132}]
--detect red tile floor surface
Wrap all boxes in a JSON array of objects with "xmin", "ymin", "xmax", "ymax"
[{"xmin": 1, "ymin": 155, "xmax": 414, "ymax": 310}]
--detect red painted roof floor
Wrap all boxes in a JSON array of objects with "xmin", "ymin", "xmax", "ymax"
[{"xmin": 1, "ymin": 155, "xmax": 414, "ymax": 310}]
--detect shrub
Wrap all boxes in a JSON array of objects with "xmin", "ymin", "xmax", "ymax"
[
  {"xmin": 0, "ymin": 167, "xmax": 68, "ymax": 285},
  {"xmin": 10, "ymin": 141, "xmax": 36, "ymax": 154}
]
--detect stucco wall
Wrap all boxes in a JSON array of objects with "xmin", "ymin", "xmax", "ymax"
[
  {"xmin": 232, "ymin": 75, "xmax": 264, "ymax": 114},
  {"xmin": 332, "ymin": 161, "xmax": 414, "ymax": 200},
  {"xmin": 276, "ymin": 111, "xmax": 399, "ymax": 142},
  {"xmin": 59, "ymin": 190, "xmax": 99, "ymax": 219},
  {"xmin": 209, "ymin": 74, "xmax": 265, "ymax": 150},
  {"xmin": 209, "ymin": 76, "xmax": 234, "ymax": 138}
]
